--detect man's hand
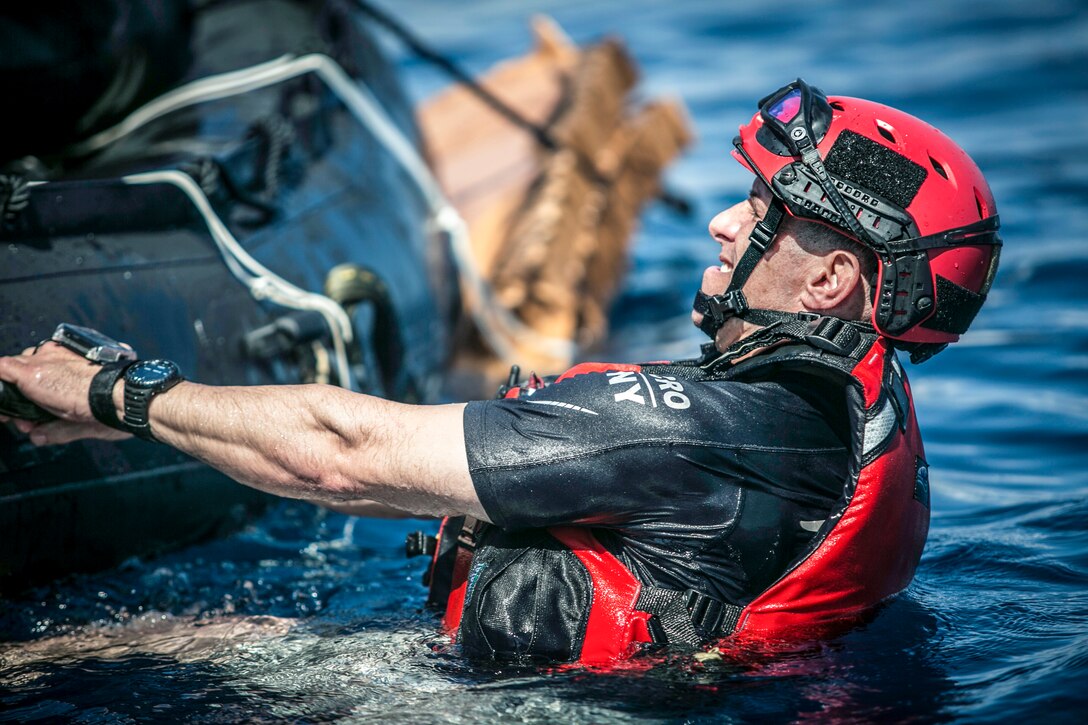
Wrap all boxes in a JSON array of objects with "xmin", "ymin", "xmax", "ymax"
[{"xmin": 0, "ymin": 343, "xmax": 130, "ymax": 446}]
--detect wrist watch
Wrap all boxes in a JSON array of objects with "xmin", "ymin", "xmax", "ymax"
[{"xmin": 122, "ymin": 359, "xmax": 184, "ymax": 441}]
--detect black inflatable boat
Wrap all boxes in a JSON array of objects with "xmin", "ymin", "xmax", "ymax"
[{"xmin": 0, "ymin": 1, "xmax": 461, "ymax": 592}]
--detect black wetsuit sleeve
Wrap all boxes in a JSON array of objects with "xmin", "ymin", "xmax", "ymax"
[{"xmin": 463, "ymin": 369, "xmax": 847, "ymax": 530}]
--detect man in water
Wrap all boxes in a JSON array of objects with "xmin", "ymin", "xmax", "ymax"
[{"xmin": 0, "ymin": 80, "xmax": 1000, "ymax": 664}]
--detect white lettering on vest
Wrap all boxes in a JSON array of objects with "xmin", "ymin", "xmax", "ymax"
[
  {"xmin": 612, "ymin": 384, "xmax": 646, "ymax": 405},
  {"xmin": 649, "ymin": 374, "xmax": 691, "ymax": 410},
  {"xmin": 606, "ymin": 371, "xmax": 638, "ymax": 386},
  {"xmin": 606, "ymin": 371, "xmax": 691, "ymax": 409},
  {"xmin": 607, "ymin": 371, "xmax": 646, "ymax": 405},
  {"xmin": 663, "ymin": 391, "xmax": 690, "ymax": 410},
  {"xmin": 651, "ymin": 376, "xmax": 683, "ymax": 392}
]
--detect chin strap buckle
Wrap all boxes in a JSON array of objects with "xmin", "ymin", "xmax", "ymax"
[
  {"xmin": 694, "ymin": 289, "xmax": 749, "ymax": 338},
  {"xmin": 707, "ymin": 290, "xmax": 750, "ymax": 323}
]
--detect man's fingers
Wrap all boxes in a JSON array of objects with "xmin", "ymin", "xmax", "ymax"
[{"xmin": 0, "ymin": 354, "xmax": 28, "ymax": 383}]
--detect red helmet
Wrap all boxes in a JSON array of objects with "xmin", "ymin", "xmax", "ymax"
[{"xmin": 731, "ymin": 79, "xmax": 1001, "ymax": 362}]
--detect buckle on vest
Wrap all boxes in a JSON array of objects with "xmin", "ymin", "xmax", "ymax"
[
  {"xmin": 456, "ymin": 516, "xmax": 484, "ymax": 551},
  {"xmin": 405, "ymin": 531, "xmax": 437, "ymax": 558},
  {"xmin": 685, "ymin": 590, "xmax": 740, "ymax": 639},
  {"xmin": 803, "ymin": 316, "xmax": 861, "ymax": 356}
]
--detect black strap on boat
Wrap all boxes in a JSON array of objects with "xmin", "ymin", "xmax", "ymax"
[
  {"xmin": 193, "ymin": 156, "xmax": 278, "ymax": 225},
  {"xmin": 350, "ymin": 0, "xmax": 557, "ymax": 152},
  {"xmin": 250, "ymin": 114, "xmax": 295, "ymax": 200},
  {"xmin": 636, "ymin": 586, "xmax": 742, "ymax": 646}
]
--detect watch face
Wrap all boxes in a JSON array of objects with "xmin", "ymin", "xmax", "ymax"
[{"xmin": 126, "ymin": 359, "xmax": 181, "ymax": 388}]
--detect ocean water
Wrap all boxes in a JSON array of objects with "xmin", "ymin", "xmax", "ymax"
[{"xmin": 2, "ymin": 0, "xmax": 1087, "ymax": 722}]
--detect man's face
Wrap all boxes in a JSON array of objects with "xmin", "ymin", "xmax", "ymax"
[{"xmin": 692, "ymin": 180, "xmax": 809, "ymax": 351}]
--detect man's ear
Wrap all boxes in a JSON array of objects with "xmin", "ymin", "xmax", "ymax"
[{"xmin": 800, "ymin": 250, "xmax": 863, "ymax": 312}]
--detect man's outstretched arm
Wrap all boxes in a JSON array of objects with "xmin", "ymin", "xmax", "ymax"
[{"xmin": 0, "ymin": 343, "xmax": 484, "ymax": 521}]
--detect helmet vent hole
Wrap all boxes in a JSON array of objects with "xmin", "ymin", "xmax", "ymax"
[
  {"xmin": 830, "ymin": 101, "xmax": 845, "ymax": 111},
  {"xmin": 974, "ymin": 188, "xmax": 989, "ymax": 220},
  {"xmin": 930, "ymin": 155, "xmax": 949, "ymax": 180},
  {"xmin": 875, "ymin": 120, "xmax": 897, "ymax": 144}
]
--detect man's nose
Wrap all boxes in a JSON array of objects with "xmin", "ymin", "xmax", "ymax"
[{"xmin": 708, "ymin": 202, "xmax": 745, "ymax": 245}]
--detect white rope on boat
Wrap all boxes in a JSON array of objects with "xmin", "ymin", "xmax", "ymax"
[
  {"xmin": 77, "ymin": 52, "xmax": 579, "ymax": 362},
  {"xmin": 123, "ymin": 169, "xmax": 357, "ymax": 390}
]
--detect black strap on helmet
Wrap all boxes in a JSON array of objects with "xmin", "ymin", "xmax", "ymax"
[
  {"xmin": 692, "ymin": 198, "xmax": 786, "ymax": 338},
  {"xmin": 874, "ymin": 215, "xmax": 1003, "ymax": 338},
  {"xmin": 758, "ymin": 80, "xmax": 891, "ymax": 260},
  {"xmin": 884, "ymin": 215, "xmax": 1001, "ymax": 254}
]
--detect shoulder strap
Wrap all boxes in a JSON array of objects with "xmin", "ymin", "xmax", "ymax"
[{"xmin": 644, "ymin": 314, "xmax": 877, "ymax": 382}]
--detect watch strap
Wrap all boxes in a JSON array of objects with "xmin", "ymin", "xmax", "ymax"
[
  {"xmin": 89, "ymin": 361, "xmax": 133, "ymax": 432},
  {"xmin": 123, "ymin": 385, "xmax": 158, "ymax": 441}
]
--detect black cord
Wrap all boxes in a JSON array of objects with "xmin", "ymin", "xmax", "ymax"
[
  {"xmin": 349, "ymin": 0, "xmax": 558, "ymax": 152},
  {"xmin": 349, "ymin": 0, "xmax": 694, "ymax": 216}
]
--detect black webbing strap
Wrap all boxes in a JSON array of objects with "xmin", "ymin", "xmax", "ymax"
[
  {"xmin": 725, "ymin": 197, "xmax": 786, "ymax": 294},
  {"xmin": 648, "ymin": 312, "xmax": 874, "ymax": 382},
  {"xmin": 89, "ymin": 361, "xmax": 133, "ymax": 431},
  {"xmin": 696, "ymin": 312, "xmax": 875, "ymax": 375},
  {"xmin": 693, "ymin": 198, "xmax": 787, "ymax": 339},
  {"xmin": 791, "ymin": 130, "xmax": 890, "ymax": 257},
  {"xmin": 636, "ymin": 586, "xmax": 742, "ymax": 646},
  {"xmin": 745, "ymin": 198, "xmax": 786, "ymax": 257},
  {"xmin": 884, "ymin": 215, "xmax": 1001, "ymax": 255}
]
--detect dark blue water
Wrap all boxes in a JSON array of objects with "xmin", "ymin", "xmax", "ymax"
[{"xmin": 3, "ymin": 0, "xmax": 1087, "ymax": 721}]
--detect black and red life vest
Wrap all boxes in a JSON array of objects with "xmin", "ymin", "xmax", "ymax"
[{"xmin": 412, "ymin": 329, "xmax": 929, "ymax": 665}]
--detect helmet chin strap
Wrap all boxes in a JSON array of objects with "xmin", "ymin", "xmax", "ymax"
[
  {"xmin": 693, "ymin": 194, "xmax": 877, "ymax": 369},
  {"xmin": 692, "ymin": 198, "xmax": 786, "ymax": 339}
]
